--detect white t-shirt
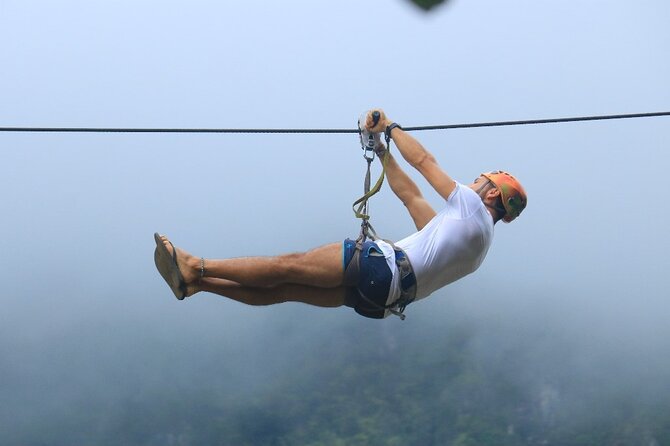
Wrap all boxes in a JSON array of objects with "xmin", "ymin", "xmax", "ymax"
[{"xmin": 377, "ymin": 182, "xmax": 494, "ymax": 306}]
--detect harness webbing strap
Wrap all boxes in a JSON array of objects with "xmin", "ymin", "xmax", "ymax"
[
  {"xmin": 352, "ymin": 150, "xmax": 389, "ymax": 221},
  {"xmin": 352, "ymin": 128, "xmax": 392, "ymax": 246}
]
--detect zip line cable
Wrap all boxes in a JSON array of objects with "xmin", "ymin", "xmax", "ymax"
[{"xmin": 0, "ymin": 111, "xmax": 668, "ymax": 134}]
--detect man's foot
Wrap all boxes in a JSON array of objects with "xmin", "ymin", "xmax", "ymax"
[{"xmin": 153, "ymin": 233, "xmax": 202, "ymax": 299}]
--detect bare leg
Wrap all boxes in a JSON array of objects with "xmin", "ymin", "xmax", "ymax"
[
  {"xmin": 156, "ymin": 235, "xmax": 344, "ymax": 293},
  {"xmin": 202, "ymin": 243, "xmax": 343, "ymax": 287},
  {"xmin": 198, "ymin": 278, "xmax": 345, "ymax": 307}
]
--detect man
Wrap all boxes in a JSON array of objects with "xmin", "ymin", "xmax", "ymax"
[{"xmin": 154, "ymin": 109, "xmax": 527, "ymax": 319}]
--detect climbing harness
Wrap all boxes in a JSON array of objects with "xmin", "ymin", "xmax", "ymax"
[{"xmin": 345, "ymin": 113, "xmax": 416, "ymax": 320}]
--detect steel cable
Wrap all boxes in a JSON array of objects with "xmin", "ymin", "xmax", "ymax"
[{"xmin": 0, "ymin": 111, "xmax": 668, "ymax": 134}]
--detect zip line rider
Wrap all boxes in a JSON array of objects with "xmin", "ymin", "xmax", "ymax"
[{"xmin": 154, "ymin": 109, "xmax": 528, "ymax": 319}]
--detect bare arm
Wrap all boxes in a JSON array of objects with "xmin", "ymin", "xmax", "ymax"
[
  {"xmin": 377, "ymin": 147, "xmax": 436, "ymax": 230},
  {"xmin": 367, "ymin": 110, "xmax": 457, "ymax": 202}
]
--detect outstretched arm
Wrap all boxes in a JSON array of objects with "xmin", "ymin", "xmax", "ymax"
[
  {"xmin": 376, "ymin": 145, "xmax": 436, "ymax": 231},
  {"xmin": 367, "ymin": 110, "xmax": 457, "ymax": 202}
]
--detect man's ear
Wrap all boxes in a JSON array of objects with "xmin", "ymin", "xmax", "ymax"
[{"xmin": 486, "ymin": 187, "xmax": 501, "ymax": 200}]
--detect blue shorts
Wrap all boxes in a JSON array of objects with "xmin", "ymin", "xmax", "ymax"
[{"xmin": 342, "ymin": 238, "xmax": 393, "ymax": 319}]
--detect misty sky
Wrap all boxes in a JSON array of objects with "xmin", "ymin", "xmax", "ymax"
[{"xmin": 1, "ymin": 0, "xmax": 669, "ymax": 441}]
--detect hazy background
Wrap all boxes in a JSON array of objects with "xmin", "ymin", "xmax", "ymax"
[{"xmin": 1, "ymin": 0, "xmax": 669, "ymax": 444}]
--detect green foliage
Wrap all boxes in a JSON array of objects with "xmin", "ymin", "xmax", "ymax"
[
  {"xmin": 6, "ymin": 316, "xmax": 670, "ymax": 445},
  {"xmin": 410, "ymin": 0, "xmax": 447, "ymax": 11}
]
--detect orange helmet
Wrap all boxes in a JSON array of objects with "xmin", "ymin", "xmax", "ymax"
[{"xmin": 480, "ymin": 171, "xmax": 527, "ymax": 223}]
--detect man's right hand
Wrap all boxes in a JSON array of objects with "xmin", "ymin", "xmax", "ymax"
[{"xmin": 365, "ymin": 109, "xmax": 392, "ymax": 133}]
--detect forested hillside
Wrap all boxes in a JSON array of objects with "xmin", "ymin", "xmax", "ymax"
[{"xmin": 6, "ymin": 310, "xmax": 668, "ymax": 446}]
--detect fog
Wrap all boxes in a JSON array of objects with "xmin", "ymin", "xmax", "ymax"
[{"xmin": 1, "ymin": 0, "xmax": 669, "ymax": 444}]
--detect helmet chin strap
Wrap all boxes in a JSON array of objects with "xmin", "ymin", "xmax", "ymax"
[{"xmin": 474, "ymin": 178, "xmax": 491, "ymax": 195}]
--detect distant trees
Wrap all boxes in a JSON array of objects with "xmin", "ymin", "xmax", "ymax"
[{"xmin": 409, "ymin": 0, "xmax": 448, "ymax": 11}]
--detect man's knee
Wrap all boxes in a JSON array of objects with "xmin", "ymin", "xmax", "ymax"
[
  {"xmin": 281, "ymin": 248, "xmax": 342, "ymax": 287},
  {"xmin": 278, "ymin": 252, "xmax": 308, "ymax": 272}
]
